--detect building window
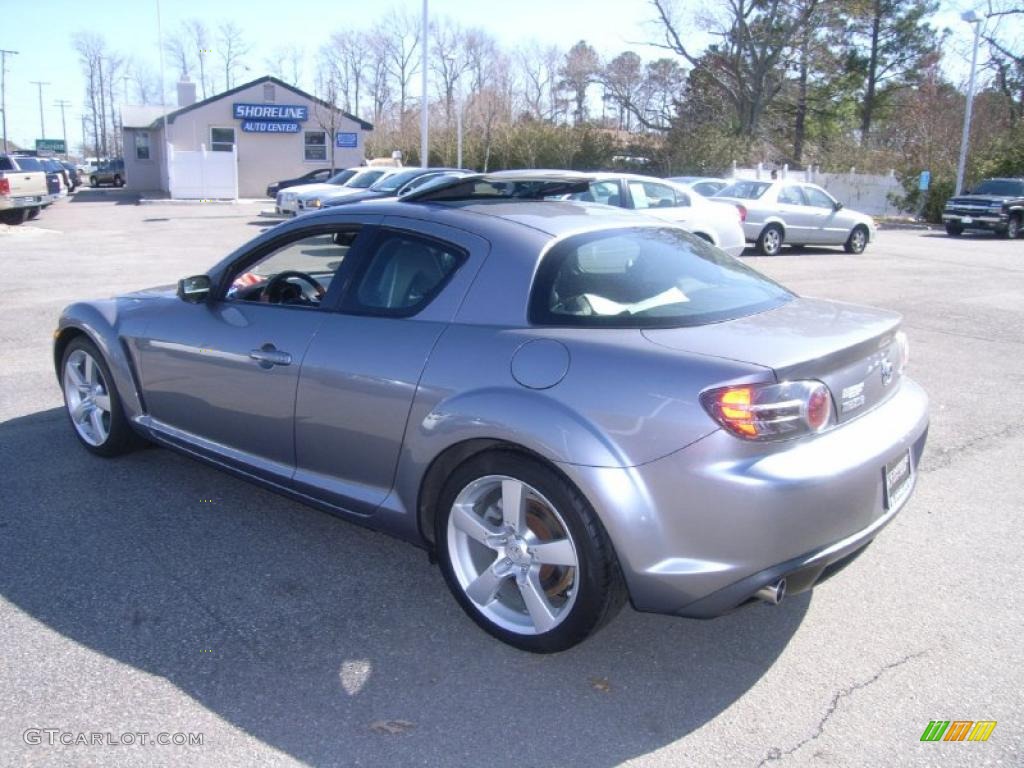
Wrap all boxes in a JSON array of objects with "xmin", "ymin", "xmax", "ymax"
[
  {"xmin": 263, "ymin": 83, "xmax": 275, "ymax": 101},
  {"xmin": 135, "ymin": 131, "xmax": 150, "ymax": 160},
  {"xmin": 304, "ymin": 130, "xmax": 327, "ymax": 162},
  {"xmin": 210, "ymin": 127, "xmax": 235, "ymax": 152}
]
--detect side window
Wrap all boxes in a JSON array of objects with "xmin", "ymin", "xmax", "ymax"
[
  {"xmin": 225, "ymin": 229, "xmax": 360, "ymax": 308},
  {"xmin": 135, "ymin": 131, "xmax": 151, "ymax": 160},
  {"xmin": 304, "ymin": 131, "xmax": 327, "ymax": 162},
  {"xmin": 778, "ymin": 186, "xmax": 806, "ymax": 205},
  {"xmin": 629, "ymin": 181, "xmax": 678, "ymax": 209},
  {"xmin": 346, "ymin": 232, "xmax": 463, "ymax": 316},
  {"xmin": 803, "ymin": 186, "xmax": 836, "ymax": 209},
  {"xmin": 0, "ymin": 156, "xmax": 14, "ymax": 171},
  {"xmin": 210, "ymin": 127, "xmax": 236, "ymax": 152},
  {"xmin": 313, "ymin": 170, "xmax": 332, "ymax": 182}
]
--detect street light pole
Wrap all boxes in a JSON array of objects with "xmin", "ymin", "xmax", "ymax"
[
  {"xmin": 955, "ymin": 11, "xmax": 983, "ymax": 196},
  {"xmin": 420, "ymin": 0, "xmax": 429, "ymax": 168},
  {"xmin": 30, "ymin": 80, "xmax": 51, "ymax": 139},
  {"xmin": 0, "ymin": 49, "xmax": 19, "ymax": 153},
  {"xmin": 54, "ymin": 99, "xmax": 71, "ymax": 158}
]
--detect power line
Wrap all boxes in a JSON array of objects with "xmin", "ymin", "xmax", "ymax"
[
  {"xmin": 54, "ymin": 99, "xmax": 72, "ymax": 158},
  {"xmin": 29, "ymin": 80, "xmax": 51, "ymax": 139}
]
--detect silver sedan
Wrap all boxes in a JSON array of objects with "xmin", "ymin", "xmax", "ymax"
[
  {"xmin": 54, "ymin": 174, "xmax": 927, "ymax": 652},
  {"xmin": 715, "ymin": 179, "xmax": 877, "ymax": 255}
]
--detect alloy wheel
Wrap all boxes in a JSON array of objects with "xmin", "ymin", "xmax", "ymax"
[
  {"xmin": 446, "ymin": 475, "xmax": 579, "ymax": 635},
  {"xmin": 63, "ymin": 349, "xmax": 112, "ymax": 446}
]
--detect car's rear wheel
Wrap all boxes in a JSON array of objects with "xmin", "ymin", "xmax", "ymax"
[
  {"xmin": 114, "ymin": 175, "xmax": 124, "ymax": 187},
  {"xmin": 26, "ymin": 207, "xmax": 40, "ymax": 220},
  {"xmin": 89, "ymin": 175, "xmax": 98, "ymax": 188},
  {"xmin": 436, "ymin": 452, "xmax": 626, "ymax": 653},
  {"xmin": 1005, "ymin": 213, "xmax": 1021, "ymax": 239},
  {"xmin": 756, "ymin": 224, "xmax": 784, "ymax": 255},
  {"xmin": 844, "ymin": 224, "xmax": 869, "ymax": 254},
  {"xmin": 61, "ymin": 337, "xmax": 145, "ymax": 457},
  {"xmin": 0, "ymin": 208, "xmax": 28, "ymax": 225},
  {"xmin": 945, "ymin": 223, "xmax": 963, "ymax": 236}
]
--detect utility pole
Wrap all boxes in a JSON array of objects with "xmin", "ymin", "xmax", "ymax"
[
  {"xmin": 955, "ymin": 11, "xmax": 983, "ymax": 196},
  {"xmin": 420, "ymin": 0, "xmax": 429, "ymax": 168},
  {"xmin": 0, "ymin": 49, "xmax": 18, "ymax": 153},
  {"xmin": 54, "ymin": 100, "xmax": 71, "ymax": 158},
  {"xmin": 81, "ymin": 114, "xmax": 88, "ymax": 157},
  {"xmin": 30, "ymin": 80, "xmax": 50, "ymax": 138}
]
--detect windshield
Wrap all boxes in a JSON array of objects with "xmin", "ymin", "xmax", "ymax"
[
  {"xmin": 370, "ymin": 168, "xmax": 425, "ymax": 192},
  {"xmin": 327, "ymin": 169, "xmax": 358, "ymax": 185},
  {"xmin": 717, "ymin": 180, "xmax": 771, "ymax": 199},
  {"xmin": 347, "ymin": 169, "xmax": 388, "ymax": 188},
  {"xmin": 970, "ymin": 179, "xmax": 1024, "ymax": 196},
  {"xmin": 530, "ymin": 227, "xmax": 792, "ymax": 328}
]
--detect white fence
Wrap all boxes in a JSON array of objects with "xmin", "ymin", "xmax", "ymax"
[
  {"xmin": 731, "ymin": 163, "xmax": 903, "ymax": 217},
  {"xmin": 167, "ymin": 144, "xmax": 238, "ymax": 200}
]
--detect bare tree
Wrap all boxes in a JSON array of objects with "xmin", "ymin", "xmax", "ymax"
[
  {"xmin": 517, "ymin": 43, "xmax": 561, "ymax": 121},
  {"xmin": 218, "ymin": 22, "xmax": 250, "ymax": 90},
  {"xmin": 73, "ymin": 32, "xmax": 105, "ymax": 156},
  {"xmin": 559, "ymin": 41, "xmax": 600, "ymax": 124},
  {"xmin": 164, "ymin": 30, "xmax": 192, "ymax": 80},
  {"xmin": 128, "ymin": 59, "xmax": 160, "ymax": 105},
  {"xmin": 431, "ymin": 18, "xmax": 472, "ymax": 126},
  {"xmin": 182, "ymin": 19, "xmax": 214, "ymax": 98},
  {"xmin": 375, "ymin": 8, "xmax": 421, "ymax": 125}
]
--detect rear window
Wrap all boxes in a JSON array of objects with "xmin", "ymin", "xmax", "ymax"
[
  {"xmin": 13, "ymin": 157, "xmax": 43, "ymax": 172},
  {"xmin": 717, "ymin": 180, "xmax": 771, "ymax": 199},
  {"xmin": 530, "ymin": 227, "xmax": 792, "ymax": 328}
]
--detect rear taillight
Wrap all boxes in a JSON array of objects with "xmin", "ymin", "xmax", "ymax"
[
  {"xmin": 735, "ymin": 204, "xmax": 747, "ymax": 222},
  {"xmin": 701, "ymin": 380, "xmax": 834, "ymax": 441},
  {"xmin": 0, "ymin": 177, "xmax": 9, "ymax": 196}
]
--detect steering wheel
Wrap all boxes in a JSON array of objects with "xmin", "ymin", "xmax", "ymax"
[{"xmin": 261, "ymin": 270, "xmax": 325, "ymax": 305}]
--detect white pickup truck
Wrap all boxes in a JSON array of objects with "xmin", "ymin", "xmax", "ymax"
[{"xmin": 0, "ymin": 154, "xmax": 48, "ymax": 224}]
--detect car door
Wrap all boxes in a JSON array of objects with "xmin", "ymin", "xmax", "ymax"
[
  {"xmin": 775, "ymin": 184, "xmax": 814, "ymax": 242},
  {"xmin": 625, "ymin": 179, "xmax": 694, "ymax": 223},
  {"xmin": 291, "ymin": 217, "xmax": 489, "ymax": 518},
  {"xmin": 802, "ymin": 185, "xmax": 847, "ymax": 244},
  {"xmin": 135, "ymin": 224, "xmax": 367, "ymax": 481}
]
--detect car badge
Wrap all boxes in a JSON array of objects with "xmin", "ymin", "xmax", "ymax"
[{"xmin": 880, "ymin": 358, "xmax": 894, "ymax": 387}]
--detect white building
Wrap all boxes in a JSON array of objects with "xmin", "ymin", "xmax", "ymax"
[{"xmin": 121, "ymin": 75, "xmax": 373, "ymax": 199}]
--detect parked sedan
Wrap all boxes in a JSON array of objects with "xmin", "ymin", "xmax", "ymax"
[
  {"xmin": 266, "ymin": 167, "xmax": 333, "ymax": 199},
  {"xmin": 714, "ymin": 179, "xmax": 876, "ymax": 255},
  {"xmin": 561, "ymin": 173, "xmax": 745, "ymax": 257},
  {"xmin": 668, "ymin": 176, "xmax": 729, "ymax": 197},
  {"xmin": 275, "ymin": 168, "xmax": 360, "ymax": 215},
  {"xmin": 305, "ymin": 167, "xmax": 472, "ymax": 211},
  {"xmin": 294, "ymin": 167, "xmax": 398, "ymax": 213},
  {"xmin": 54, "ymin": 180, "xmax": 927, "ymax": 652}
]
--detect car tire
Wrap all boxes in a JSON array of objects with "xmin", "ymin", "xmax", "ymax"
[
  {"xmin": 89, "ymin": 176, "xmax": 98, "ymax": 188},
  {"xmin": 0, "ymin": 208, "xmax": 29, "ymax": 225},
  {"xmin": 945, "ymin": 223, "xmax": 963, "ymax": 236},
  {"xmin": 436, "ymin": 451, "xmax": 626, "ymax": 653},
  {"xmin": 1005, "ymin": 213, "xmax": 1022, "ymax": 240},
  {"xmin": 114, "ymin": 175, "xmax": 124, "ymax": 187},
  {"xmin": 756, "ymin": 224, "xmax": 784, "ymax": 256},
  {"xmin": 844, "ymin": 224, "xmax": 869, "ymax": 254},
  {"xmin": 60, "ymin": 336, "xmax": 146, "ymax": 458},
  {"xmin": 26, "ymin": 207, "xmax": 40, "ymax": 220}
]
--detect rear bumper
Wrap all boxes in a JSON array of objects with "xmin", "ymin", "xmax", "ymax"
[
  {"xmin": 0, "ymin": 196, "xmax": 45, "ymax": 210},
  {"xmin": 561, "ymin": 377, "xmax": 929, "ymax": 617}
]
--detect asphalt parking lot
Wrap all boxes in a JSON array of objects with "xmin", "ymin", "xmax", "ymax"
[{"xmin": 1, "ymin": 190, "xmax": 1022, "ymax": 768}]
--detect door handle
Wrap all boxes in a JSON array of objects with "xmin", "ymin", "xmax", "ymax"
[{"xmin": 249, "ymin": 345, "xmax": 292, "ymax": 368}]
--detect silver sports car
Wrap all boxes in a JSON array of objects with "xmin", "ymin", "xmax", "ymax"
[{"xmin": 55, "ymin": 173, "xmax": 929, "ymax": 652}]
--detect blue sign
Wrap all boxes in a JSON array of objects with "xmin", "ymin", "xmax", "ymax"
[
  {"xmin": 240, "ymin": 121, "xmax": 301, "ymax": 133},
  {"xmin": 336, "ymin": 132, "xmax": 359, "ymax": 148},
  {"xmin": 233, "ymin": 103, "xmax": 308, "ymax": 121},
  {"xmin": 918, "ymin": 170, "xmax": 931, "ymax": 191}
]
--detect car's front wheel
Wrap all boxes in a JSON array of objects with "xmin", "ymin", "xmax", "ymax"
[
  {"xmin": 436, "ymin": 452, "xmax": 626, "ymax": 653},
  {"xmin": 1005, "ymin": 213, "xmax": 1021, "ymax": 239},
  {"xmin": 844, "ymin": 224, "xmax": 869, "ymax": 254},
  {"xmin": 945, "ymin": 223, "xmax": 963, "ymax": 236},
  {"xmin": 756, "ymin": 224, "xmax": 784, "ymax": 255},
  {"xmin": 61, "ymin": 337, "xmax": 145, "ymax": 457},
  {"xmin": 114, "ymin": 175, "xmax": 124, "ymax": 187},
  {"xmin": 89, "ymin": 175, "xmax": 98, "ymax": 187}
]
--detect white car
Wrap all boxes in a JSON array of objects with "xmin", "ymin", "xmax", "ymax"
[
  {"xmin": 667, "ymin": 176, "xmax": 729, "ymax": 197},
  {"xmin": 293, "ymin": 168, "xmax": 397, "ymax": 214},
  {"xmin": 564, "ymin": 174, "xmax": 746, "ymax": 257},
  {"xmin": 714, "ymin": 179, "xmax": 876, "ymax": 256}
]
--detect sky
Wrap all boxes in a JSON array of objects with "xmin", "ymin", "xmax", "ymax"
[{"xmin": 1, "ymin": 0, "xmax": 1019, "ymax": 152}]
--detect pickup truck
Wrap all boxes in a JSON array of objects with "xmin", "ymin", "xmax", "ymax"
[
  {"xmin": 0, "ymin": 154, "xmax": 48, "ymax": 224},
  {"xmin": 942, "ymin": 178, "xmax": 1024, "ymax": 238}
]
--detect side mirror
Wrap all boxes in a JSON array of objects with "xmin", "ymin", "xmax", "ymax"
[
  {"xmin": 177, "ymin": 274, "xmax": 211, "ymax": 303},
  {"xmin": 834, "ymin": 201, "xmax": 844, "ymax": 211}
]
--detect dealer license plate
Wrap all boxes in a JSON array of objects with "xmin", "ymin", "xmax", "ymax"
[{"xmin": 883, "ymin": 450, "xmax": 913, "ymax": 511}]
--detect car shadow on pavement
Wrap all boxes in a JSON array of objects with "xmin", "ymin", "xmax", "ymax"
[
  {"xmin": 0, "ymin": 408, "xmax": 810, "ymax": 767},
  {"xmin": 68, "ymin": 189, "xmax": 141, "ymax": 205}
]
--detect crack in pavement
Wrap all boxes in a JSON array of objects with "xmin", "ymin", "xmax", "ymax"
[
  {"xmin": 920, "ymin": 423, "xmax": 1021, "ymax": 474},
  {"xmin": 755, "ymin": 650, "xmax": 928, "ymax": 767}
]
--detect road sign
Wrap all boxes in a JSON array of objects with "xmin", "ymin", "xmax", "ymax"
[
  {"xmin": 35, "ymin": 138, "xmax": 65, "ymax": 153},
  {"xmin": 918, "ymin": 170, "xmax": 931, "ymax": 191}
]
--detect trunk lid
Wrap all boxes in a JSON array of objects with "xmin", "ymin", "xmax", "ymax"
[{"xmin": 643, "ymin": 297, "xmax": 904, "ymax": 424}]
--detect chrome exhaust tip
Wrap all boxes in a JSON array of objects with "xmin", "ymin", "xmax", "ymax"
[{"xmin": 754, "ymin": 578, "xmax": 786, "ymax": 605}]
